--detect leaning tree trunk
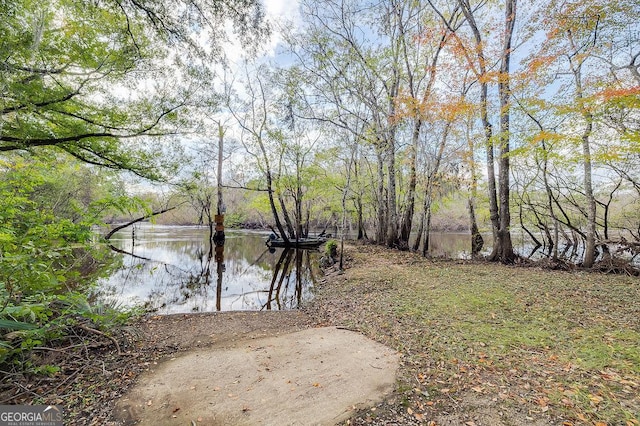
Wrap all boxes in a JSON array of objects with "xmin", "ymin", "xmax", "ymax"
[
  {"xmin": 458, "ymin": 0, "xmax": 500, "ymax": 257},
  {"xmin": 266, "ymin": 175, "xmax": 289, "ymax": 244},
  {"xmin": 278, "ymin": 194, "xmax": 296, "ymax": 240}
]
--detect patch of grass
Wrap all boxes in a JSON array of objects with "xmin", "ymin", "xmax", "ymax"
[
  {"xmin": 309, "ymin": 245, "xmax": 640, "ymax": 425},
  {"xmin": 566, "ymin": 326, "xmax": 640, "ymax": 373}
]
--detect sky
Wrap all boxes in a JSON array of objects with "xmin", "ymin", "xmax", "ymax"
[
  {"xmin": 262, "ymin": 0, "xmax": 302, "ymax": 56},
  {"xmin": 264, "ymin": 0, "xmax": 300, "ymax": 21}
]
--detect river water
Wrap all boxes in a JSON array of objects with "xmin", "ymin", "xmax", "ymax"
[{"xmin": 96, "ymin": 225, "xmax": 320, "ymax": 314}]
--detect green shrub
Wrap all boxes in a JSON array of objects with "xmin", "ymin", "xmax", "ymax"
[
  {"xmin": 325, "ymin": 239, "xmax": 338, "ymax": 258},
  {"xmin": 0, "ymin": 157, "xmax": 137, "ymax": 372}
]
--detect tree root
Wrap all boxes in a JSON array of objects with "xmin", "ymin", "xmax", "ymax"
[{"xmin": 593, "ymin": 257, "xmax": 639, "ymax": 276}]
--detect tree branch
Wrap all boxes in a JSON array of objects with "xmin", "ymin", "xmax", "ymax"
[{"xmin": 104, "ymin": 203, "xmax": 186, "ymax": 240}]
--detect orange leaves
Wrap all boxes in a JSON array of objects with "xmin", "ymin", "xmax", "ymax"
[
  {"xmin": 447, "ymin": 32, "xmax": 483, "ymax": 77},
  {"xmin": 477, "ymin": 70, "xmax": 502, "ymax": 85},
  {"xmin": 436, "ymin": 98, "xmax": 475, "ymax": 122},
  {"xmin": 394, "ymin": 94, "xmax": 474, "ymax": 123},
  {"xmin": 530, "ymin": 130, "xmax": 563, "ymax": 145},
  {"xmin": 413, "ymin": 26, "xmax": 449, "ymax": 47},
  {"xmin": 526, "ymin": 54, "xmax": 558, "ymax": 74},
  {"xmin": 594, "ymin": 85, "xmax": 640, "ymax": 103}
]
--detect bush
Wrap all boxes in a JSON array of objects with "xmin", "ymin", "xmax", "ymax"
[
  {"xmin": 325, "ymin": 239, "xmax": 338, "ymax": 258},
  {"xmin": 0, "ymin": 157, "xmax": 136, "ymax": 371}
]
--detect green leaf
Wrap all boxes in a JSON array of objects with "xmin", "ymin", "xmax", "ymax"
[{"xmin": 0, "ymin": 319, "xmax": 37, "ymax": 331}]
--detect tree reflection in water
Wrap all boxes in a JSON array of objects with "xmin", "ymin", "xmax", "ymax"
[
  {"xmin": 95, "ymin": 225, "xmax": 320, "ymax": 313},
  {"xmin": 265, "ymin": 248, "xmax": 317, "ymax": 310}
]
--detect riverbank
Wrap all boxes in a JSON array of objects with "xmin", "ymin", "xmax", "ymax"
[{"xmin": 2, "ymin": 244, "xmax": 638, "ymax": 425}]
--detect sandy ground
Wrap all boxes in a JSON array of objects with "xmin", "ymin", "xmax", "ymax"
[{"xmin": 114, "ymin": 326, "xmax": 400, "ymax": 425}]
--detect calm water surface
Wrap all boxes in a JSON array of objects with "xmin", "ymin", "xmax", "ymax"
[{"xmin": 96, "ymin": 224, "xmax": 320, "ymax": 314}]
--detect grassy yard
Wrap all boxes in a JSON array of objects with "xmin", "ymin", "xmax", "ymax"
[{"xmin": 305, "ymin": 244, "xmax": 640, "ymax": 425}]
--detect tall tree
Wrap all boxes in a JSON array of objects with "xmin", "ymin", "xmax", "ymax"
[
  {"xmin": 428, "ymin": 0, "xmax": 517, "ymax": 262},
  {"xmin": 396, "ymin": 3, "xmax": 461, "ymax": 250},
  {"xmin": 291, "ymin": 0, "xmax": 407, "ymax": 247},
  {"xmin": 455, "ymin": 0, "xmax": 501, "ymax": 257},
  {"xmin": 0, "ymin": 0, "xmax": 266, "ymax": 179},
  {"xmin": 227, "ymin": 64, "xmax": 290, "ymax": 243},
  {"xmin": 492, "ymin": 0, "xmax": 517, "ymax": 262},
  {"xmin": 524, "ymin": 0, "xmax": 640, "ymax": 266}
]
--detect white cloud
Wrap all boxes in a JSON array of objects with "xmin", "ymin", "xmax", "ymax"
[
  {"xmin": 220, "ymin": 0, "xmax": 300, "ymax": 64},
  {"xmin": 264, "ymin": 0, "xmax": 300, "ymax": 22},
  {"xmin": 262, "ymin": 0, "xmax": 301, "ymax": 56}
]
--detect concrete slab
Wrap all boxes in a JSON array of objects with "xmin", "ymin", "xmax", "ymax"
[{"xmin": 115, "ymin": 327, "xmax": 399, "ymax": 426}]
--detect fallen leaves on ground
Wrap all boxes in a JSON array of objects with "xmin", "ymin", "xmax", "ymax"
[{"xmin": 305, "ymin": 244, "xmax": 640, "ymax": 425}]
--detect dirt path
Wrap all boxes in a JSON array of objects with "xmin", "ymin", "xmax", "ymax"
[{"xmin": 114, "ymin": 326, "xmax": 399, "ymax": 425}]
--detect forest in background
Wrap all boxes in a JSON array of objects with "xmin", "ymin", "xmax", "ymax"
[
  {"xmin": 112, "ymin": 0, "xmax": 640, "ymax": 266},
  {"xmin": 1, "ymin": 0, "xmax": 639, "ymax": 370}
]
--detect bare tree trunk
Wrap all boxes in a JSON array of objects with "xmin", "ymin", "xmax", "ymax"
[
  {"xmin": 214, "ymin": 123, "xmax": 226, "ymax": 245},
  {"xmin": 385, "ymin": 80, "xmax": 400, "ymax": 248},
  {"xmin": 400, "ymin": 119, "xmax": 420, "ymax": 245},
  {"xmin": 266, "ymin": 174, "xmax": 289, "ymax": 244},
  {"xmin": 304, "ymin": 203, "xmax": 310, "ymax": 238},
  {"xmin": 468, "ymin": 197, "xmax": 483, "ymax": 256},
  {"xmin": 421, "ymin": 198, "xmax": 433, "ymax": 257},
  {"xmin": 352, "ymin": 154, "xmax": 366, "ymax": 240},
  {"xmin": 567, "ymin": 30, "xmax": 597, "ymax": 267},
  {"xmin": 217, "ymin": 123, "xmax": 225, "ymax": 216},
  {"xmin": 492, "ymin": 0, "xmax": 517, "ymax": 263},
  {"xmin": 457, "ymin": 0, "xmax": 500, "ymax": 257},
  {"xmin": 356, "ymin": 195, "xmax": 365, "ymax": 240},
  {"xmin": 413, "ymin": 211, "xmax": 424, "ymax": 252},
  {"xmin": 340, "ymin": 146, "xmax": 355, "ymax": 270},
  {"xmin": 581, "ymin": 113, "xmax": 597, "ymax": 267},
  {"xmin": 375, "ymin": 146, "xmax": 386, "ymax": 244},
  {"xmin": 261, "ymin": 141, "xmax": 288, "ymax": 243},
  {"xmin": 385, "ymin": 137, "xmax": 398, "ymax": 247},
  {"xmin": 467, "ymin": 123, "xmax": 483, "ymax": 256},
  {"xmin": 278, "ymin": 194, "xmax": 296, "ymax": 240},
  {"xmin": 295, "ymin": 190, "xmax": 303, "ymax": 239},
  {"xmin": 419, "ymin": 123, "xmax": 450, "ymax": 256}
]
